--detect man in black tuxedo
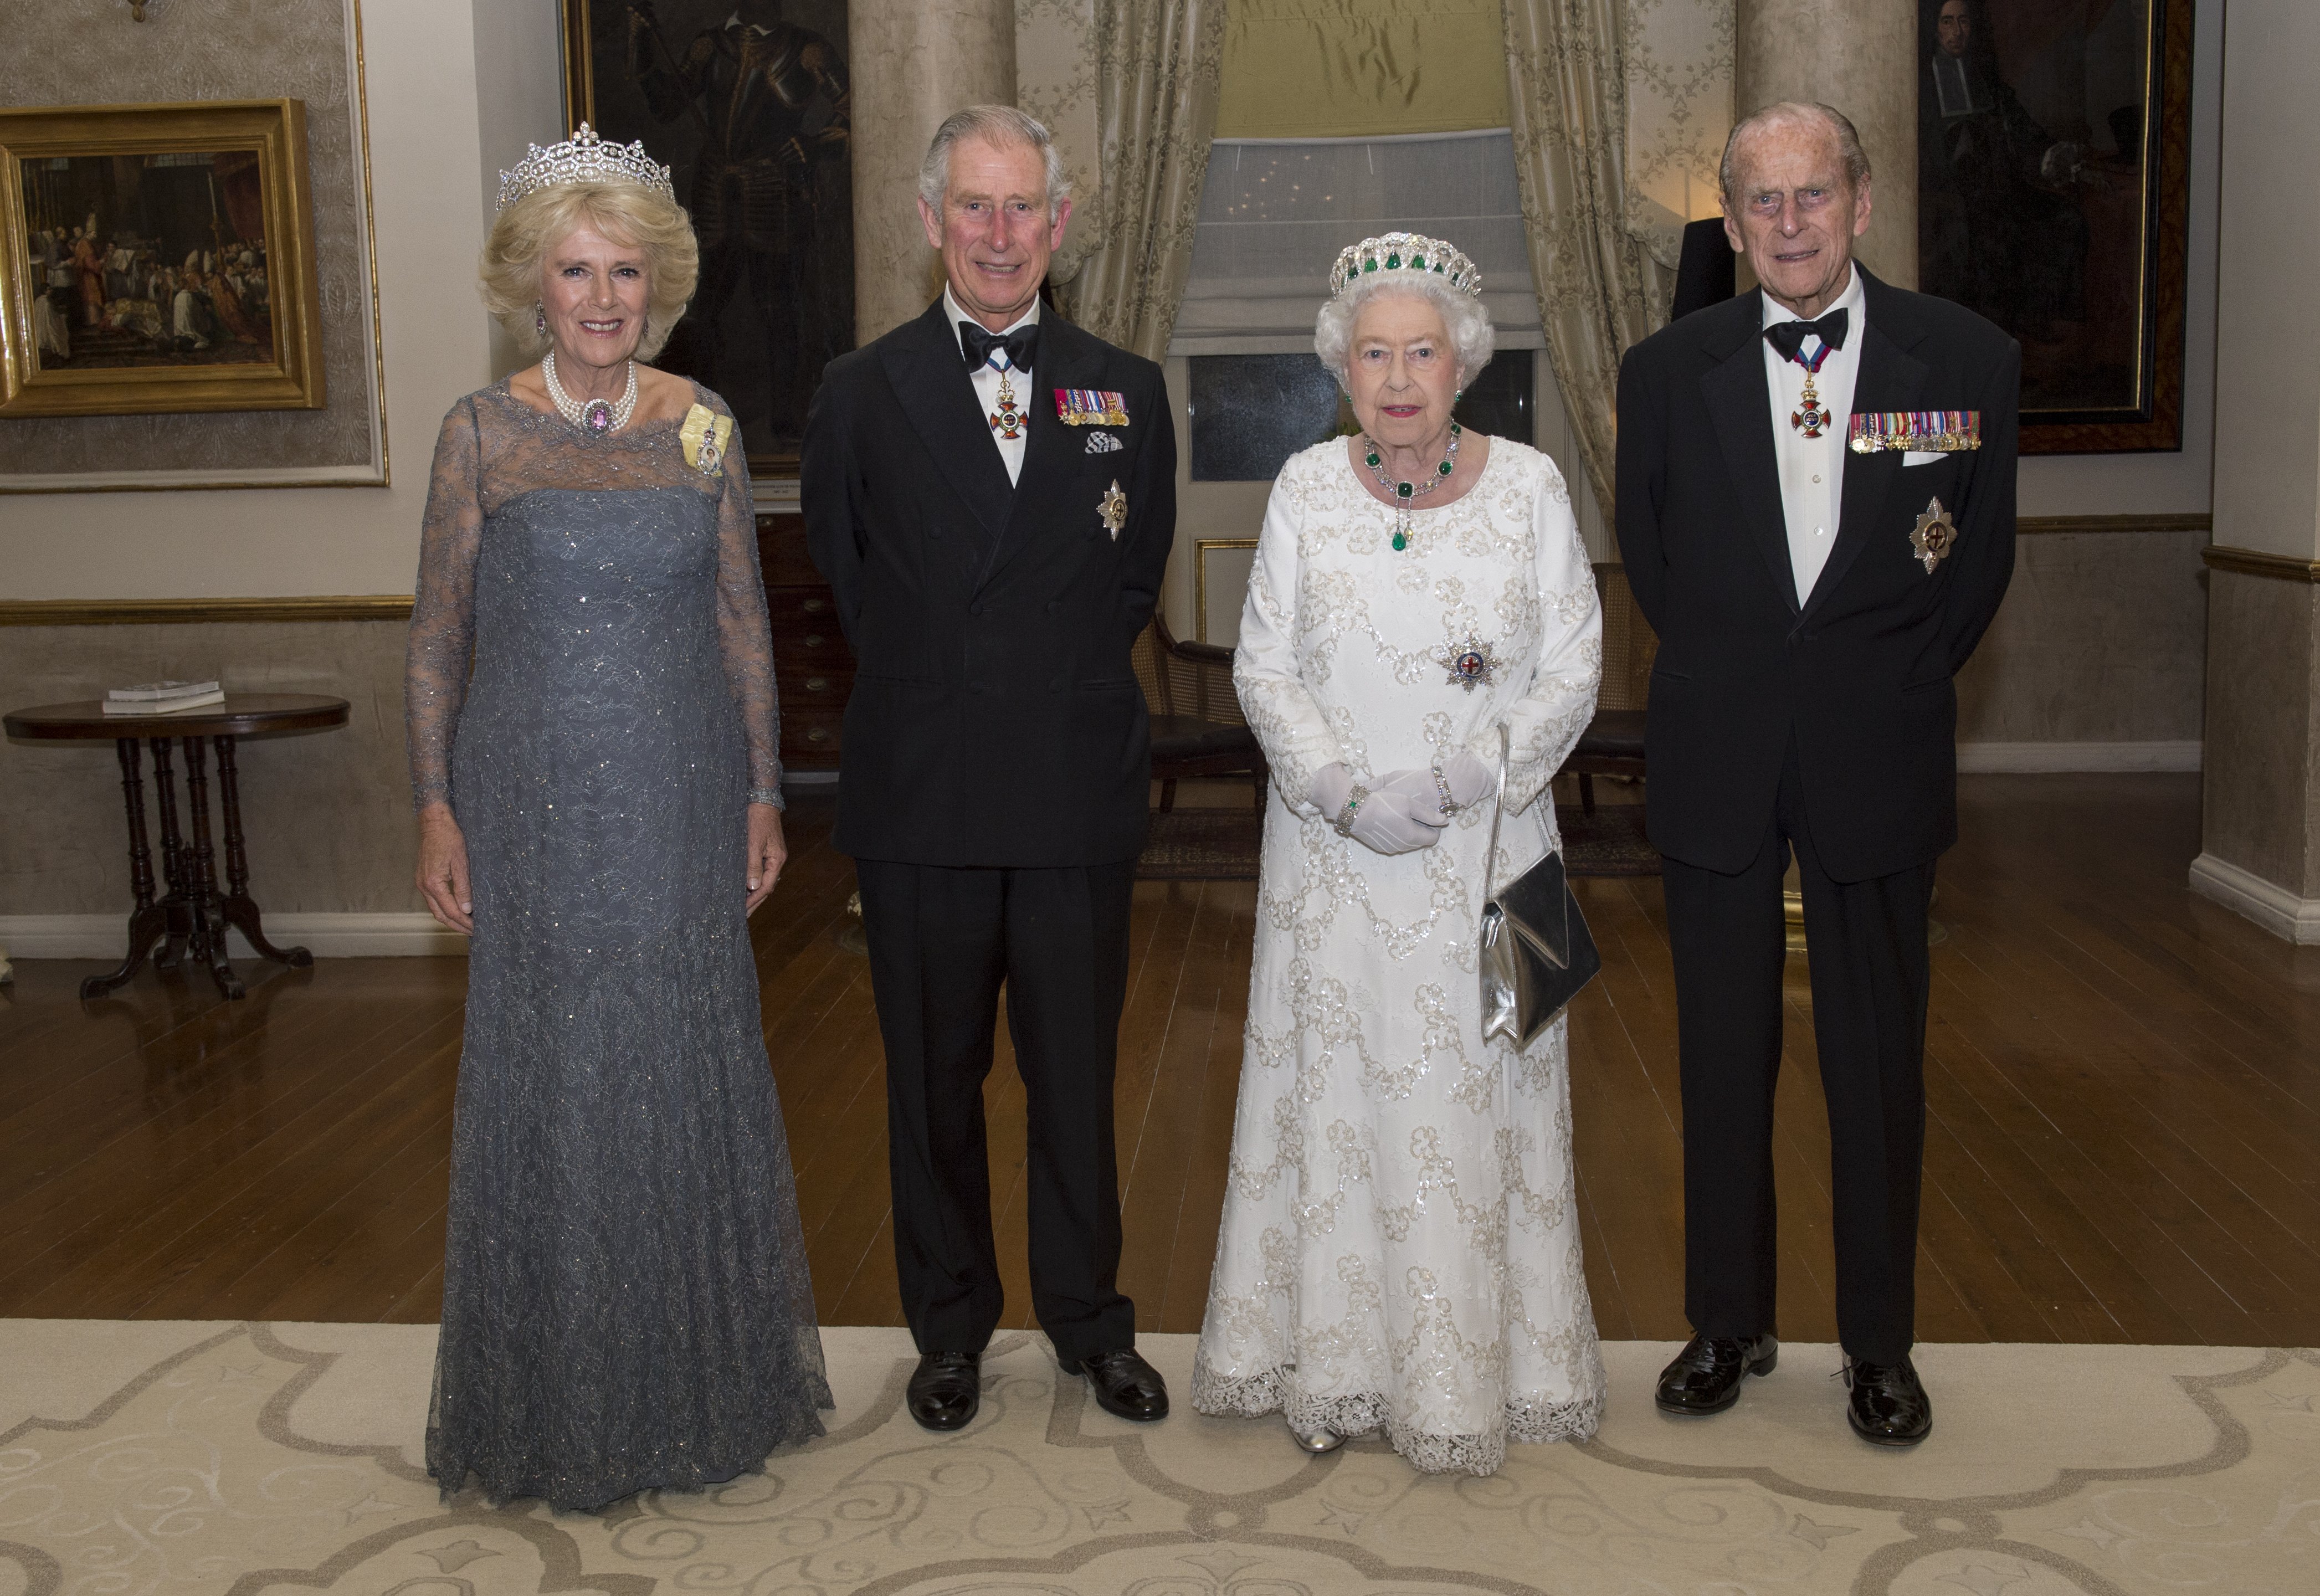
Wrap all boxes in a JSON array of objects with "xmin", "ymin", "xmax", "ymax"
[
  {"xmin": 1615, "ymin": 101, "xmax": 2017, "ymax": 1444},
  {"xmin": 802, "ymin": 105, "xmax": 1175, "ymax": 1432}
]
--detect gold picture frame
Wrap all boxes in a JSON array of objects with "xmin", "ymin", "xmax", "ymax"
[
  {"xmin": 558, "ymin": 0, "xmax": 857, "ymax": 482},
  {"xmin": 0, "ymin": 99, "xmax": 325, "ymax": 419},
  {"xmin": 1194, "ymin": 537, "xmax": 1259, "ymax": 645}
]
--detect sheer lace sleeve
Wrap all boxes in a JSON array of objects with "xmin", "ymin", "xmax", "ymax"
[
  {"xmin": 705, "ymin": 391, "xmax": 784, "ymax": 807},
  {"xmin": 405, "ymin": 398, "xmax": 485, "ymax": 812}
]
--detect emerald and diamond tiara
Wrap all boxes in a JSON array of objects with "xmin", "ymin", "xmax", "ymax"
[{"xmin": 1327, "ymin": 232, "xmax": 1482, "ymax": 300}]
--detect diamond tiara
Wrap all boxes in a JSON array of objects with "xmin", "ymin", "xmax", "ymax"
[
  {"xmin": 1327, "ymin": 232, "xmax": 1482, "ymax": 300},
  {"xmin": 496, "ymin": 124, "xmax": 676, "ymax": 211}
]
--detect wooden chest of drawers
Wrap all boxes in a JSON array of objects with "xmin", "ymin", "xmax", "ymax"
[{"xmin": 756, "ymin": 514, "xmax": 849, "ymax": 771}]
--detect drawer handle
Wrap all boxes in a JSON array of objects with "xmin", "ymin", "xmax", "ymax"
[
  {"xmin": 803, "ymin": 633, "xmax": 825, "ymax": 648},
  {"xmin": 802, "ymin": 598, "xmax": 828, "ymax": 613},
  {"xmin": 806, "ymin": 676, "xmax": 830, "ymax": 692},
  {"xmin": 806, "ymin": 727, "xmax": 833, "ymax": 743}
]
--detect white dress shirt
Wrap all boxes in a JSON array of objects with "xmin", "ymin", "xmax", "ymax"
[
  {"xmin": 1762, "ymin": 263, "xmax": 1866, "ymax": 604},
  {"xmin": 946, "ymin": 285, "xmax": 1040, "ymax": 487}
]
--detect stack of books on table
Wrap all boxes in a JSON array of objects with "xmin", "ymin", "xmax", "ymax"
[{"xmin": 102, "ymin": 680, "xmax": 227, "ymax": 716}]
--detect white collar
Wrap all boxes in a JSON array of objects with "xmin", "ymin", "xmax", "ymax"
[
  {"xmin": 1761, "ymin": 260, "xmax": 1865, "ymax": 332},
  {"xmin": 945, "ymin": 284, "xmax": 1041, "ymax": 360},
  {"xmin": 723, "ymin": 12, "xmax": 772, "ymax": 36}
]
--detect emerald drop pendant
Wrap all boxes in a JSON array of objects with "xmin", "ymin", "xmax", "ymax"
[{"xmin": 1392, "ymin": 531, "xmax": 1408, "ymax": 551}]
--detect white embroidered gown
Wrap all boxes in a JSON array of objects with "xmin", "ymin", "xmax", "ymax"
[{"xmin": 1191, "ymin": 437, "xmax": 1606, "ymax": 1476}]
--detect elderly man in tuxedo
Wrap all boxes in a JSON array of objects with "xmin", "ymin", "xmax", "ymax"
[
  {"xmin": 803, "ymin": 105, "xmax": 1176, "ymax": 1433},
  {"xmin": 1615, "ymin": 101, "xmax": 2017, "ymax": 1444}
]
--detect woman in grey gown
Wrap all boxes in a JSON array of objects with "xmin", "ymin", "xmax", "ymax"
[{"xmin": 404, "ymin": 126, "xmax": 830, "ymax": 1511}]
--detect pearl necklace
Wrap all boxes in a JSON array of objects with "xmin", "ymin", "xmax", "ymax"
[
  {"xmin": 1362, "ymin": 422, "xmax": 1461, "ymax": 550},
  {"xmin": 542, "ymin": 348, "xmax": 637, "ymax": 436}
]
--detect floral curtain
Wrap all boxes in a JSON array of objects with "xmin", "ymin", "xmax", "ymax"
[
  {"xmin": 1502, "ymin": 0, "xmax": 1674, "ymax": 522},
  {"xmin": 1061, "ymin": 0, "xmax": 1228, "ymax": 362}
]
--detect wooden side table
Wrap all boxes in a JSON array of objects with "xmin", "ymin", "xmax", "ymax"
[{"xmin": 4, "ymin": 694, "xmax": 351, "ymax": 1000}]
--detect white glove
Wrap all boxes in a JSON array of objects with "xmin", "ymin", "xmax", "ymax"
[
  {"xmin": 1310, "ymin": 763, "xmax": 1448, "ymax": 855},
  {"xmin": 1379, "ymin": 750, "xmax": 1498, "ymax": 817}
]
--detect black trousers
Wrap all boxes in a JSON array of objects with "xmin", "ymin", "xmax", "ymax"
[
  {"xmin": 852, "ymin": 856, "xmax": 1137, "ymax": 1363},
  {"xmin": 1659, "ymin": 743, "xmax": 1934, "ymax": 1364}
]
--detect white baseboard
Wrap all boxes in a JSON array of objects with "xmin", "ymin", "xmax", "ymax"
[
  {"xmin": 0, "ymin": 911, "xmax": 466, "ymax": 961},
  {"xmin": 2188, "ymin": 853, "xmax": 2320, "ymax": 943},
  {"xmin": 1957, "ymin": 740, "xmax": 2203, "ymax": 773}
]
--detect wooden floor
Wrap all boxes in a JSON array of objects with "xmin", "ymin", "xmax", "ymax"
[{"xmin": 3, "ymin": 773, "xmax": 2318, "ymax": 1346}]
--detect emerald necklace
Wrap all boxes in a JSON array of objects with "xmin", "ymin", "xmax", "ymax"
[{"xmin": 1363, "ymin": 423, "xmax": 1461, "ymax": 550}]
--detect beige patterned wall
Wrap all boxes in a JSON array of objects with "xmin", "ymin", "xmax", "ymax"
[
  {"xmin": 0, "ymin": 0, "xmax": 384, "ymax": 486},
  {"xmin": 0, "ymin": 619, "xmax": 422, "ymax": 920},
  {"xmin": 1624, "ymin": 0, "xmax": 1734, "ymax": 270},
  {"xmin": 1017, "ymin": 0, "xmax": 1106, "ymax": 288}
]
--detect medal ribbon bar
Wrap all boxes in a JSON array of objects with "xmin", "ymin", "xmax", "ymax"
[
  {"xmin": 1849, "ymin": 409, "xmax": 1982, "ymax": 454},
  {"xmin": 1055, "ymin": 388, "xmax": 1130, "ymax": 426}
]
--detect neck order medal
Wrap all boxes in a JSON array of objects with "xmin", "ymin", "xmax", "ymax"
[
  {"xmin": 990, "ymin": 367, "xmax": 1024, "ymax": 440},
  {"xmin": 1787, "ymin": 340, "xmax": 1835, "ymax": 438}
]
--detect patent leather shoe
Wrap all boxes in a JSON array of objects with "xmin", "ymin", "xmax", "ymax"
[
  {"xmin": 1060, "ymin": 1346, "xmax": 1170, "ymax": 1422},
  {"xmin": 906, "ymin": 1351, "xmax": 982, "ymax": 1431},
  {"xmin": 1654, "ymin": 1333, "xmax": 1778, "ymax": 1415},
  {"xmin": 1845, "ymin": 1356, "xmax": 1933, "ymax": 1446}
]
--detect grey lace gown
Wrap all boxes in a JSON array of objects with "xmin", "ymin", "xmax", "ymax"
[{"xmin": 405, "ymin": 379, "xmax": 830, "ymax": 1511}]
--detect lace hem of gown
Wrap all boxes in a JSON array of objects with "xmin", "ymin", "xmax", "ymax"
[
  {"xmin": 427, "ymin": 1374, "xmax": 833, "ymax": 1514},
  {"xmin": 1188, "ymin": 1353, "xmax": 1603, "ymax": 1477}
]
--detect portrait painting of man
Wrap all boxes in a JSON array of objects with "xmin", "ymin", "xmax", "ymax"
[
  {"xmin": 1917, "ymin": 0, "xmax": 2184, "ymax": 438},
  {"xmin": 16, "ymin": 151, "xmax": 275, "ymax": 374},
  {"xmin": 570, "ymin": 0, "xmax": 855, "ymax": 471}
]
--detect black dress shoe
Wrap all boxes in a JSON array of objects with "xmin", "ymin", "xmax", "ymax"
[
  {"xmin": 1655, "ymin": 1333, "xmax": 1779, "ymax": 1415},
  {"xmin": 1845, "ymin": 1356, "xmax": 1932, "ymax": 1445},
  {"xmin": 907, "ymin": 1351, "xmax": 982, "ymax": 1431},
  {"xmin": 1060, "ymin": 1346, "xmax": 1169, "ymax": 1422}
]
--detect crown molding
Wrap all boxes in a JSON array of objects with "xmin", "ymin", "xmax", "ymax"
[
  {"xmin": 2200, "ymin": 545, "xmax": 2320, "ymax": 583},
  {"xmin": 0, "ymin": 596, "xmax": 414, "ymax": 627}
]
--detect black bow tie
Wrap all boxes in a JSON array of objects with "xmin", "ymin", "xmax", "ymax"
[
  {"xmin": 1764, "ymin": 309, "xmax": 1849, "ymax": 362},
  {"xmin": 959, "ymin": 321, "xmax": 1038, "ymax": 372}
]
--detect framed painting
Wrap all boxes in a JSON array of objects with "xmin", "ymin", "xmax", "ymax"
[
  {"xmin": 0, "ymin": 100, "xmax": 325, "ymax": 419},
  {"xmin": 561, "ymin": 0, "xmax": 855, "ymax": 479},
  {"xmin": 1916, "ymin": 0, "xmax": 2193, "ymax": 453}
]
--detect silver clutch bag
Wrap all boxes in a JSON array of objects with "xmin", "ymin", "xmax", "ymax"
[{"xmin": 1479, "ymin": 724, "xmax": 1602, "ymax": 1050}]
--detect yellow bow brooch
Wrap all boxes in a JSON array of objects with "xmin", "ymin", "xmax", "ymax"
[{"xmin": 680, "ymin": 404, "xmax": 736, "ymax": 476}]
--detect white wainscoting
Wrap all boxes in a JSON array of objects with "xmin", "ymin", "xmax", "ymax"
[
  {"xmin": 0, "ymin": 913, "xmax": 466, "ymax": 961},
  {"xmin": 1956, "ymin": 741, "xmax": 2203, "ymax": 773},
  {"xmin": 2188, "ymin": 854, "xmax": 2320, "ymax": 945}
]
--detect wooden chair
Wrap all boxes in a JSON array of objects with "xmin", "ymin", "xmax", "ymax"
[
  {"xmin": 1561, "ymin": 562, "xmax": 1656, "ymax": 814},
  {"xmin": 1133, "ymin": 614, "xmax": 1268, "ymax": 812}
]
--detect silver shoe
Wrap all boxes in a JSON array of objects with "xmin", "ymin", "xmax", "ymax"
[{"xmin": 1286, "ymin": 1415, "xmax": 1343, "ymax": 1454}]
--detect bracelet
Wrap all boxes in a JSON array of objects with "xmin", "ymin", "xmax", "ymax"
[
  {"xmin": 1332, "ymin": 783, "xmax": 1369, "ymax": 837},
  {"xmin": 1430, "ymin": 760, "xmax": 1457, "ymax": 817},
  {"xmin": 746, "ymin": 787, "xmax": 782, "ymax": 807}
]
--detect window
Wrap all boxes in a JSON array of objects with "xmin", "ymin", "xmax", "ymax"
[{"xmin": 1189, "ymin": 349, "xmax": 1534, "ymax": 482}]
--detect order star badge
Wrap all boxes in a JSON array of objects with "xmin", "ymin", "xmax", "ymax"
[
  {"xmin": 1099, "ymin": 480, "xmax": 1127, "ymax": 541},
  {"xmin": 1441, "ymin": 637, "xmax": 1501, "ymax": 692},
  {"xmin": 1910, "ymin": 496, "xmax": 1958, "ymax": 573}
]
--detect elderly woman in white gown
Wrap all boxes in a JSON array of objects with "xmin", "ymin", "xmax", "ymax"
[{"xmin": 1191, "ymin": 233, "xmax": 1605, "ymax": 1476}]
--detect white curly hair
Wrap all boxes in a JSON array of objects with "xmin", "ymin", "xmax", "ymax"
[{"xmin": 1315, "ymin": 273, "xmax": 1495, "ymax": 391}]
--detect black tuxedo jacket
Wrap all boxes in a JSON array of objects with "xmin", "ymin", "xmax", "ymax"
[
  {"xmin": 802, "ymin": 300, "xmax": 1177, "ymax": 866},
  {"xmin": 1614, "ymin": 268, "xmax": 2018, "ymax": 882}
]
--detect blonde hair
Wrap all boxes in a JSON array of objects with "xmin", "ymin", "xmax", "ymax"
[{"xmin": 480, "ymin": 181, "xmax": 700, "ymax": 361}]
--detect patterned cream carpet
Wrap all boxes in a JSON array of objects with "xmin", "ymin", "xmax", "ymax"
[{"xmin": 3, "ymin": 1322, "xmax": 2314, "ymax": 1595}]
